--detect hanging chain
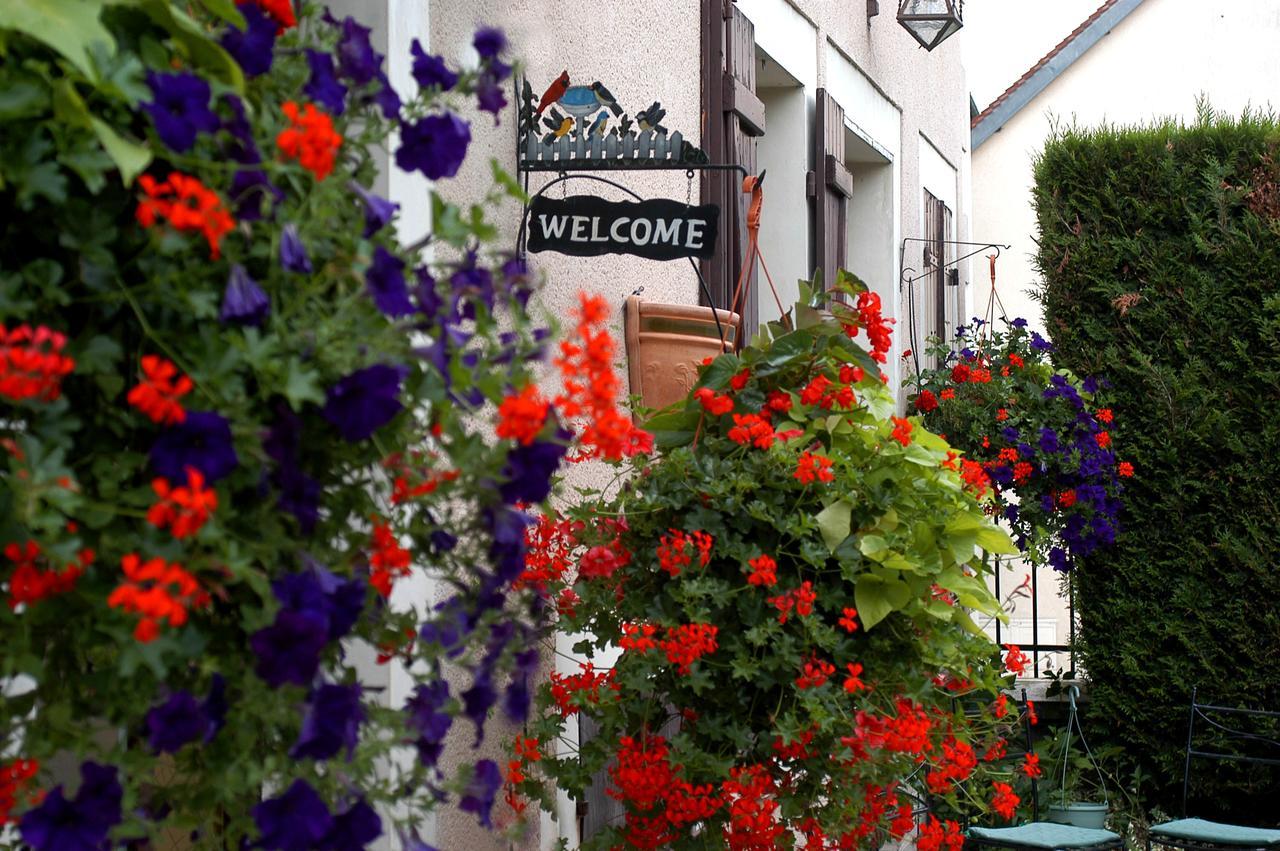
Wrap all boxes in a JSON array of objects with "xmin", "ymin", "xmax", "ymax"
[{"xmin": 686, "ymin": 169, "xmax": 694, "ymax": 206}]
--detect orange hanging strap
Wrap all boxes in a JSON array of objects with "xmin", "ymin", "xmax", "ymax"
[{"xmin": 728, "ymin": 173, "xmax": 787, "ymax": 343}]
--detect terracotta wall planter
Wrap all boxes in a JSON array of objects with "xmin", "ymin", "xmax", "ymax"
[{"xmin": 623, "ymin": 296, "xmax": 739, "ymax": 413}]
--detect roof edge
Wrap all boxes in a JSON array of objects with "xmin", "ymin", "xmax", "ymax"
[{"xmin": 972, "ymin": 0, "xmax": 1147, "ymax": 149}]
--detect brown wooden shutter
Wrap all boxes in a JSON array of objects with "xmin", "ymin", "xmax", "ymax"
[
  {"xmin": 701, "ymin": 0, "xmax": 764, "ymax": 339},
  {"xmin": 811, "ymin": 89, "xmax": 853, "ymax": 291},
  {"xmin": 922, "ymin": 189, "xmax": 956, "ymax": 366}
]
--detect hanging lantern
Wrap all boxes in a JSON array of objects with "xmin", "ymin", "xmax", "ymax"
[{"xmin": 896, "ymin": 0, "xmax": 963, "ymax": 51}]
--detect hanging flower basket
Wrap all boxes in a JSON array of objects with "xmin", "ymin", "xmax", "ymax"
[{"xmin": 623, "ymin": 296, "xmax": 738, "ymax": 413}]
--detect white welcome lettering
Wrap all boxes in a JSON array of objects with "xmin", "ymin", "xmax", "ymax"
[
  {"xmin": 570, "ymin": 216, "xmax": 590, "ymax": 241},
  {"xmin": 685, "ymin": 220, "xmax": 706, "ymax": 250},
  {"xmin": 653, "ymin": 219, "xmax": 681, "ymax": 245},
  {"xmin": 538, "ymin": 214, "xmax": 569, "ymax": 240},
  {"xmin": 610, "ymin": 217, "xmax": 631, "ymax": 243}
]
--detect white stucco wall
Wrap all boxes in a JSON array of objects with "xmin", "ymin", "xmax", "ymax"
[{"xmin": 972, "ymin": 0, "xmax": 1280, "ymax": 335}]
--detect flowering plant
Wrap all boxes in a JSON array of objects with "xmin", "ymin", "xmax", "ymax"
[
  {"xmin": 509, "ymin": 276, "xmax": 1036, "ymax": 848},
  {"xmin": 1, "ymin": 2, "xmax": 557, "ymax": 847},
  {"xmin": 908, "ymin": 320, "xmax": 1131, "ymax": 572}
]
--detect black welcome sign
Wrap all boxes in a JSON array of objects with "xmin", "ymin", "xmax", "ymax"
[{"xmin": 527, "ymin": 195, "xmax": 719, "ymax": 261}]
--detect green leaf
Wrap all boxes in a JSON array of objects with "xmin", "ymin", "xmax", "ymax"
[
  {"xmin": 196, "ymin": 0, "xmax": 246, "ymax": 26},
  {"xmin": 284, "ymin": 359, "xmax": 324, "ymax": 410},
  {"xmin": 944, "ymin": 513, "xmax": 1018, "ymax": 556},
  {"xmin": 0, "ymin": 79, "xmax": 49, "ymax": 120},
  {"xmin": 2, "ymin": 0, "xmax": 115, "ymax": 80},
  {"xmin": 858, "ymin": 533, "xmax": 888, "ymax": 560},
  {"xmin": 816, "ymin": 500, "xmax": 852, "ymax": 552},
  {"xmin": 854, "ymin": 574, "xmax": 910, "ymax": 630},
  {"xmin": 89, "ymin": 117, "xmax": 151, "ymax": 185},
  {"xmin": 133, "ymin": 0, "xmax": 245, "ymax": 92},
  {"xmin": 491, "ymin": 159, "xmax": 529, "ymax": 203}
]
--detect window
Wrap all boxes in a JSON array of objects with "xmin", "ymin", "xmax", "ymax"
[{"xmin": 921, "ymin": 189, "xmax": 957, "ymax": 366}]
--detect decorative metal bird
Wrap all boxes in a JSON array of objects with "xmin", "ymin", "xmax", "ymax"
[
  {"xmin": 536, "ymin": 71, "xmax": 570, "ymax": 115},
  {"xmin": 636, "ymin": 101, "xmax": 666, "ymax": 132},
  {"xmin": 587, "ymin": 111, "xmax": 609, "ymax": 137},
  {"xmin": 590, "ymin": 81, "xmax": 624, "ymax": 116},
  {"xmin": 552, "ymin": 114, "xmax": 575, "ymax": 139},
  {"xmin": 541, "ymin": 106, "xmax": 568, "ymax": 133}
]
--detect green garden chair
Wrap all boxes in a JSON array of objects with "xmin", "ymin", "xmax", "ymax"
[
  {"xmin": 965, "ymin": 689, "xmax": 1123, "ymax": 851},
  {"xmin": 1146, "ymin": 689, "xmax": 1280, "ymax": 851}
]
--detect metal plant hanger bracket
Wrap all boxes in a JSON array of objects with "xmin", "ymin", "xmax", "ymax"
[{"xmin": 516, "ymin": 73, "xmax": 731, "ymax": 174}]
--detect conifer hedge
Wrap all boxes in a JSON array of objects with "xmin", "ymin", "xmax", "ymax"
[{"xmin": 1033, "ymin": 111, "xmax": 1280, "ymax": 822}]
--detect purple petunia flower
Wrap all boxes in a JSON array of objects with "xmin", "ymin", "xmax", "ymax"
[
  {"xmin": 499, "ymin": 429, "xmax": 569, "ymax": 505},
  {"xmin": 1030, "ymin": 331, "xmax": 1054, "ymax": 352},
  {"xmin": 291, "ymin": 682, "xmax": 365, "ymax": 761},
  {"xmin": 475, "ymin": 72, "xmax": 508, "ymax": 123},
  {"xmin": 320, "ymin": 799, "xmax": 382, "ymax": 850},
  {"xmin": 275, "ymin": 465, "xmax": 321, "ymax": 534},
  {"xmin": 473, "ymin": 27, "xmax": 507, "ymax": 59},
  {"xmin": 370, "ymin": 71, "xmax": 402, "ymax": 120},
  {"xmin": 254, "ymin": 779, "xmax": 333, "ymax": 851},
  {"xmin": 462, "ymin": 675, "xmax": 497, "ymax": 747},
  {"xmin": 250, "ymin": 609, "xmax": 329, "ymax": 688},
  {"xmin": 146, "ymin": 691, "xmax": 207, "ymax": 753},
  {"xmin": 350, "ymin": 182, "xmax": 399, "ymax": 238},
  {"xmin": 505, "ymin": 647, "xmax": 540, "ymax": 723},
  {"xmin": 396, "ymin": 113, "xmax": 471, "ymax": 181},
  {"xmin": 335, "ymin": 16, "xmax": 381, "ymax": 85},
  {"xmin": 458, "ymin": 759, "xmax": 503, "ymax": 829},
  {"xmin": 220, "ymin": 4, "xmax": 276, "ymax": 77},
  {"xmin": 151, "ymin": 411, "xmax": 238, "ymax": 483},
  {"xmin": 365, "ymin": 246, "xmax": 415, "ymax": 317},
  {"xmin": 453, "ymin": 255, "xmax": 494, "ymax": 319},
  {"xmin": 272, "ymin": 560, "xmax": 365, "ymax": 642},
  {"xmin": 20, "ymin": 762, "xmax": 122, "ymax": 850},
  {"xmin": 406, "ymin": 679, "xmax": 453, "ymax": 766},
  {"xmin": 487, "ymin": 505, "xmax": 531, "ymax": 587},
  {"xmin": 305, "ymin": 50, "xmax": 348, "ymax": 116},
  {"xmin": 280, "ymin": 223, "xmax": 313, "ymax": 274},
  {"xmin": 1011, "ymin": 317, "xmax": 1028, "ymax": 328},
  {"xmin": 322, "ymin": 364, "xmax": 408, "ymax": 442},
  {"xmin": 1000, "ymin": 426, "xmax": 1020, "ymax": 443},
  {"xmin": 221, "ymin": 264, "xmax": 270, "ymax": 326},
  {"xmin": 419, "ymin": 596, "xmax": 473, "ymax": 657},
  {"xmin": 142, "ymin": 71, "xmax": 220, "ymax": 153},
  {"xmin": 1038, "ymin": 427, "xmax": 1060, "ymax": 454},
  {"xmin": 410, "ymin": 39, "xmax": 458, "ymax": 91},
  {"xmin": 1081, "ymin": 376, "xmax": 1100, "ymax": 394}
]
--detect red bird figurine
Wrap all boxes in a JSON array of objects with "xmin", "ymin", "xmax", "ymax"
[{"xmin": 536, "ymin": 71, "xmax": 570, "ymax": 115}]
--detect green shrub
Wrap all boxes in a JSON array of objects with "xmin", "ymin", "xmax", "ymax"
[{"xmin": 1033, "ymin": 108, "xmax": 1280, "ymax": 824}]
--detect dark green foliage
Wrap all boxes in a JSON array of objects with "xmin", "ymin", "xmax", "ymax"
[{"xmin": 1033, "ymin": 109, "xmax": 1280, "ymax": 825}]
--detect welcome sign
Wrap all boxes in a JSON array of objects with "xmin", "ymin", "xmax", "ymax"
[{"xmin": 527, "ymin": 195, "xmax": 719, "ymax": 261}]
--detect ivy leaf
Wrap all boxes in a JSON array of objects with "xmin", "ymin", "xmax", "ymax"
[
  {"xmin": 854, "ymin": 574, "xmax": 910, "ymax": 630},
  {"xmin": 2, "ymin": 0, "xmax": 116, "ymax": 81},
  {"xmin": 815, "ymin": 500, "xmax": 851, "ymax": 553},
  {"xmin": 89, "ymin": 116, "xmax": 151, "ymax": 185},
  {"xmin": 284, "ymin": 359, "xmax": 324, "ymax": 410},
  {"xmin": 944, "ymin": 513, "xmax": 1018, "ymax": 556}
]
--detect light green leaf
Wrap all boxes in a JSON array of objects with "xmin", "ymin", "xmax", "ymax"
[
  {"xmin": 134, "ymin": 0, "xmax": 244, "ymax": 91},
  {"xmin": 816, "ymin": 500, "xmax": 851, "ymax": 552},
  {"xmin": 854, "ymin": 574, "xmax": 911, "ymax": 630},
  {"xmin": 858, "ymin": 533, "xmax": 888, "ymax": 560},
  {"xmin": 2, "ymin": 0, "xmax": 115, "ymax": 80},
  {"xmin": 945, "ymin": 513, "xmax": 1018, "ymax": 556},
  {"xmin": 90, "ymin": 117, "xmax": 151, "ymax": 185},
  {"xmin": 197, "ymin": 0, "xmax": 245, "ymax": 26},
  {"xmin": 491, "ymin": 159, "xmax": 529, "ymax": 203},
  {"xmin": 284, "ymin": 359, "xmax": 324, "ymax": 410}
]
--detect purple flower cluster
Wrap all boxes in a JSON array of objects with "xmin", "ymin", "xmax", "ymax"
[
  {"xmin": 146, "ymin": 675, "xmax": 227, "ymax": 753},
  {"xmin": 142, "ymin": 71, "xmax": 220, "ymax": 153},
  {"xmin": 251, "ymin": 560, "xmax": 365, "ymax": 688},
  {"xmin": 265, "ymin": 405, "xmax": 321, "ymax": 533},
  {"xmin": 321, "ymin": 363, "xmax": 408, "ymax": 442},
  {"xmin": 20, "ymin": 762, "xmax": 122, "ymax": 849},
  {"xmin": 253, "ymin": 779, "xmax": 381, "ymax": 850},
  {"xmin": 151, "ymin": 411, "xmax": 238, "ymax": 483}
]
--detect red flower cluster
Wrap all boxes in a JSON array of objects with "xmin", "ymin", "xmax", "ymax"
[
  {"xmin": 549, "ymin": 663, "xmax": 618, "ymax": 716},
  {"xmin": 495, "ymin": 384, "xmax": 550, "ymax": 445},
  {"xmin": 695, "ymin": 386, "xmax": 735, "ymax": 416},
  {"xmin": 940, "ymin": 387, "xmax": 956, "ymax": 401},
  {"xmin": 518, "ymin": 513, "xmax": 577, "ymax": 591},
  {"xmin": 1118, "ymin": 460, "xmax": 1135, "ymax": 477},
  {"xmin": 925, "ymin": 736, "xmax": 978, "ymax": 794},
  {"xmin": 127, "ymin": 355, "xmax": 193, "ymax": 425},
  {"xmin": 608, "ymin": 735, "xmax": 725, "ymax": 850},
  {"xmin": 800, "ymin": 375, "xmax": 830, "ymax": 406},
  {"xmin": 729, "ymin": 368, "xmax": 751, "ymax": 391},
  {"xmin": 727, "ymin": 412, "xmax": 775, "ymax": 449},
  {"xmin": 1003, "ymin": 644, "xmax": 1030, "ymax": 676},
  {"xmin": 554, "ymin": 294, "xmax": 653, "ymax": 460},
  {"xmin": 504, "ymin": 734, "xmax": 541, "ymax": 815},
  {"xmin": 844, "ymin": 291, "xmax": 893, "ymax": 364},
  {"xmin": 0, "ymin": 324, "xmax": 74, "ymax": 403},
  {"xmin": 390, "ymin": 468, "xmax": 459, "ymax": 504},
  {"xmin": 609, "ymin": 735, "xmax": 673, "ymax": 811},
  {"xmin": 619, "ymin": 622, "xmax": 659, "ymax": 653},
  {"xmin": 369, "ymin": 518, "xmax": 411, "ymax": 597},
  {"xmin": 722, "ymin": 764, "xmax": 784, "ymax": 850},
  {"xmin": 107, "ymin": 554, "xmax": 209, "ymax": 642},
  {"xmin": 990, "ymin": 781, "xmax": 1020, "ymax": 821},
  {"xmin": 4, "ymin": 540, "xmax": 92, "ymax": 610},
  {"xmin": 577, "ymin": 520, "xmax": 631, "ymax": 581},
  {"xmin": 843, "ymin": 662, "xmax": 868, "ymax": 694},
  {"xmin": 839, "ymin": 607, "xmax": 860, "ymax": 633},
  {"xmin": 1022, "ymin": 752, "xmax": 1042, "ymax": 779},
  {"xmin": 148, "ymin": 468, "xmax": 217, "ymax": 539},
  {"xmin": 795, "ymin": 656, "xmax": 836, "ymax": 689},
  {"xmin": 918, "ymin": 815, "xmax": 965, "ymax": 851},
  {"xmin": 890, "ymin": 416, "xmax": 913, "ymax": 447},
  {"xmin": 276, "ymin": 101, "xmax": 343, "ymax": 181},
  {"xmin": 765, "ymin": 390, "xmax": 793, "ymax": 413},
  {"xmin": 794, "ymin": 451, "xmax": 834, "ymax": 484},
  {"xmin": 915, "ymin": 389, "xmax": 939, "ymax": 413},
  {"xmin": 657, "ymin": 529, "xmax": 713, "ymax": 577},
  {"xmin": 136, "ymin": 172, "xmax": 235, "ymax": 259},
  {"xmin": 746, "ymin": 553, "xmax": 777, "ymax": 587},
  {"xmin": 960, "ymin": 458, "xmax": 991, "ymax": 498},
  {"xmin": 0, "ymin": 758, "xmax": 39, "ymax": 825},
  {"xmin": 767, "ymin": 580, "xmax": 816, "ymax": 624},
  {"xmin": 1095, "ymin": 430, "xmax": 1111, "ymax": 449},
  {"xmin": 660, "ymin": 623, "xmax": 719, "ymax": 674}
]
